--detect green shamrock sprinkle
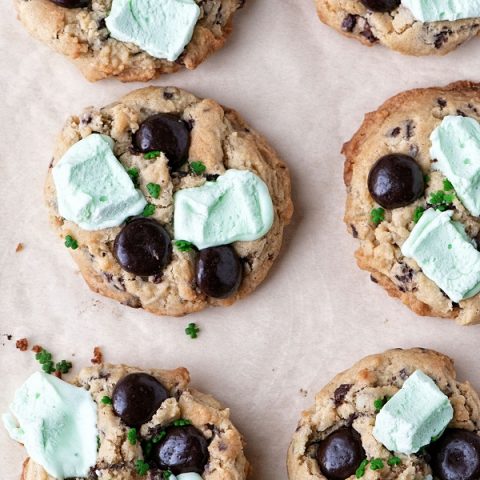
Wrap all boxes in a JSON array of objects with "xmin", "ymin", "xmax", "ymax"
[
  {"xmin": 146, "ymin": 183, "xmax": 161, "ymax": 199},
  {"xmin": 144, "ymin": 151, "xmax": 161, "ymax": 160},
  {"xmin": 175, "ymin": 240, "xmax": 194, "ymax": 252},
  {"xmin": 371, "ymin": 208, "xmax": 385, "ymax": 226},
  {"xmin": 387, "ymin": 456, "xmax": 401, "ymax": 466},
  {"xmin": 142, "ymin": 203, "xmax": 156, "ymax": 217},
  {"xmin": 127, "ymin": 167, "xmax": 140, "ymax": 186},
  {"xmin": 355, "ymin": 459, "xmax": 369, "ymax": 478},
  {"xmin": 128, "ymin": 428, "xmax": 137, "ymax": 445},
  {"xmin": 135, "ymin": 459, "xmax": 149, "ymax": 476},
  {"xmin": 370, "ymin": 458, "xmax": 384, "ymax": 471},
  {"xmin": 413, "ymin": 206, "xmax": 426, "ymax": 223},
  {"xmin": 64, "ymin": 235, "xmax": 78, "ymax": 250},
  {"xmin": 443, "ymin": 179, "xmax": 454, "ymax": 192},
  {"xmin": 185, "ymin": 323, "xmax": 200, "ymax": 339},
  {"xmin": 101, "ymin": 396, "xmax": 112, "ymax": 405},
  {"xmin": 190, "ymin": 161, "xmax": 206, "ymax": 175},
  {"xmin": 173, "ymin": 418, "xmax": 192, "ymax": 427},
  {"xmin": 55, "ymin": 360, "xmax": 72, "ymax": 374}
]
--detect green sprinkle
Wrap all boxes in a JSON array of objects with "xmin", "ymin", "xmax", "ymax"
[
  {"xmin": 163, "ymin": 471, "xmax": 173, "ymax": 479},
  {"xmin": 35, "ymin": 349, "xmax": 52, "ymax": 364},
  {"xmin": 429, "ymin": 190, "xmax": 455, "ymax": 210},
  {"xmin": 371, "ymin": 207, "xmax": 385, "ymax": 226},
  {"xmin": 42, "ymin": 361, "xmax": 55, "ymax": 374},
  {"xmin": 185, "ymin": 323, "xmax": 200, "ymax": 339},
  {"xmin": 142, "ymin": 203, "xmax": 156, "ymax": 217},
  {"xmin": 64, "ymin": 235, "xmax": 78, "ymax": 250},
  {"xmin": 127, "ymin": 167, "xmax": 140, "ymax": 186},
  {"xmin": 152, "ymin": 431, "xmax": 166, "ymax": 443},
  {"xmin": 370, "ymin": 458, "xmax": 384, "ymax": 471},
  {"xmin": 173, "ymin": 418, "xmax": 192, "ymax": 427},
  {"xmin": 374, "ymin": 398, "xmax": 385, "ymax": 411},
  {"xmin": 142, "ymin": 439, "xmax": 153, "ymax": 458},
  {"xmin": 127, "ymin": 428, "xmax": 137, "ymax": 445},
  {"xmin": 190, "ymin": 161, "xmax": 206, "ymax": 175},
  {"xmin": 97, "ymin": 435, "xmax": 101, "ymax": 451},
  {"xmin": 413, "ymin": 206, "xmax": 425, "ymax": 223},
  {"xmin": 387, "ymin": 456, "xmax": 401, "ymax": 466},
  {"xmin": 144, "ymin": 151, "xmax": 161, "ymax": 160},
  {"xmin": 355, "ymin": 459, "xmax": 369, "ymax": 478},
  {"xmin": 101, "ymin": 396, "xmax": 112, "ymax": 405},
  {"xmin": 424, "ymin": 174, "xmax": 430, "ymax": 185},
  {"xmin": 443, "ymin": 179, "xmax": 454, "ymax": 191},
  {"xmin": 55, "ymin": 360, "xmax": 72, "ymax": 374},
  {"xmin": 135, "ymin": 459, "xmax": 149, "ymax": 476},
  {"xmin": 146, "ymin": 183, "xmax": 161, "ymax": 199},
  {"xmin": 175, "ymin": 240, "xmax": 194, "ymax": 252},
  {"xmin": 448, "ymin": 244, "xmax": 452, "ymax": 250}
]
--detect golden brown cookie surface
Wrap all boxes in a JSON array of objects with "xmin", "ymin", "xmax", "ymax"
[
  {"xmin": 45, "ymin": 86, "xmax": 293, "ymax": 317},
  {"xmin": 14, "ymin": 0, "xmax": 244, "ymax": 82},
  {"xmin": 288, "ymin": 348, "xmax": 480, "ymax": 480}
]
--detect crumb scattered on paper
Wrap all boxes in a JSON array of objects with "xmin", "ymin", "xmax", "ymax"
[
  {"xmin": 16, "ymin": 338, "xmax": 28, "ymax": 351},
  {"xmin": 91, "ymin": 346, "xmax": 103, "ymax": 364},
  {"xmin": 15, "ymin": 243, "xmax": 24, "ymax": 252}
]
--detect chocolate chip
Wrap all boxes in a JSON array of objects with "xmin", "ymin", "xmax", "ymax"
[
  {"xmin": 437, "ymin": 98, "xmax": 447, "ymax": 109},
  {"xmin": 342, "ymin": 14, "xmax": 357, "ymax": 32},
  {"xmin": 152, "ymin": 425, "xmax": 209, "ymax": 474},
  {"xmin": 112, "ymin": 373, "xmax": 169, "ymax": 427},
  {"xmin": 196, "ymin": 246, "xmax": 242, "ymax": 299},
  {"xmin": 434, "ymin": 30, "xmax": 450, "ymax": 49},
  {"xmin": 334, "ymin": 384, "xmax": 352, "ymax": 406},
  {"xmin": 113, "ymin": 218, "xmax": 172, "ymax": 277}
]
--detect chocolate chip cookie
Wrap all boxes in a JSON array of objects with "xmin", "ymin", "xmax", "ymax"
[
  {"xmin": 315, "ymin": 1, "xmax": 480, "ymax": 55},
  {"xmin": 14, "ymin": 0, "xmax": 244, "ymax": 82},
  {"xmin": 288, "ymin": 348, "xmax": 480, "ymax": 480},
  {"xmin": 20, "ymin": 363, "xmax": 250, "ymax": 479},
  {"xmin": 344, "ymin": 81, "xmax": 480, "ymax": 325},
  {"xmin": 44, "ymin": 86, "xmax": 293, "ymax": 317}
]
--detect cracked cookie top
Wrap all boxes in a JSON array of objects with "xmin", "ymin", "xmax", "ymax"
[
  {"xmin": 287, "ymin": 348, "xmax": 480, "ymax": 480},
  {"xmin": 14, "ymin": 0, "xmax": 245, "ymax": 82},
  {"xmin": 315, "ymin": 0, "xmax": 480, "ymax": 56},
  {"xmin": 45, "ymin": 86, "xmax": 293, "ymax": 317},
  {"xmin": 20, "ymin": 363, "xmax": 250, "ymax": 480},
  {"xmin": 343, "ymin": 81, "xmax": 480, "ymax": 325}
]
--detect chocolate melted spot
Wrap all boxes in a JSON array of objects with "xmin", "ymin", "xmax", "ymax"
[{"xmin": 334, "ymin": 384, "xmax": 353, "ymax": 406}]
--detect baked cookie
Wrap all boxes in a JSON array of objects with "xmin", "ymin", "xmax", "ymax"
[
  {"xmin": 14, "ymin": 0, "xmax": 244, "ymax": 82},
  {"xmin": 315, "ymin": 0, "xmax": 480, "ymax": 56},
  {"xmin": 344, "ymin": 81, "xmax": 480, "ymax": 325},
  {"xmin": 288, "ymin": 348, "xmax": 480, "ymax": 480},
  {"xmin": 5, "ymin": 363, "xmax": 250, "ymax": 480},
  {"xmin": 45, "ymin": 86, "xmax": 293, "ymax": 317}
]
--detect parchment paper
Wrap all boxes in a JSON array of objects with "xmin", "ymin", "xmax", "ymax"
[{"xmin": 3, "ymin": 1, "xmax": 480, "ymax": 479}]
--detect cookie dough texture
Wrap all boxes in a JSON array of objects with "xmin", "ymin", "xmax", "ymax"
[
  {"xmin": 344, "ymin": 81, "xmax": 480, "ymax": 325},
  {"xmin": 14, "ymin": 0, "xmax": 244, "ymax": 82},
  {"xmin": 287, "ymin": 348, "xmax": 480, "ymax": 480},
  {"xmin": 20, "ymin": 363, "xmax": 250, "ymax": 480},
  {"xmin": 315, "ymin": 0, "xmax": 480, "ymax": 55},
  {"xmin": 45, "ymin": 86, "xmax": 293, "ymax": 317}
]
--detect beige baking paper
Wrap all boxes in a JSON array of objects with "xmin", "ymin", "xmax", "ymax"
[{"xmin": 2, "ymin": 1, "xmax": 480, "ymax": 479}]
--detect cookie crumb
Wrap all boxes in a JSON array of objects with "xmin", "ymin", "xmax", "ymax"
[
  {"xmin": 16, "ymin": 338, "xmax": 28, "ymax": 351},
  {"xmin": 91, "ymin": 346, "xmax": 103, "ymax": 364},
  {"xmin": 32, "ymin": 344, "xmax": 43, "ymax": 353},
  {"xmin": 15, "ymin": 243, "xmax": 24, "ymax": 252}
]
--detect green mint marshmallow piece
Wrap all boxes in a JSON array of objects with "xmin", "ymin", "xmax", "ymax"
[
  {"xmin": 105, "ymin": 0, "xmax": 200, "ymax": 62},
  {"xmin": 430, "ymin": 115, "xmax": 480, "ymax": 216},
  {"xmin": 52, "ymin": 134, "xmax": 146, "ymax": 231},
  {"xmin": 2, "ymin": 372, "xmax": 98, "ymax": 479},
  {"xmin": 402, "ymin": 0, "xmax": 480, "ymax": 22},
  {"xmin": 401, "ymin": 208, "xmax": 480, "ymax": 302},
  {"xmin": 173, "ymin": 169, "xmax": 274, "ymax": 250},
  {"xmin": 373, "ymin": 370, "xmax": 453, "ymax": 455}
]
